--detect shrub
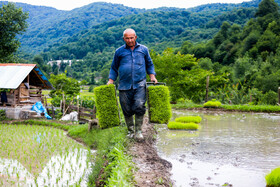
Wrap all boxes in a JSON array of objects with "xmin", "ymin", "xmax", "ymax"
[
  {"xmin": 175, "ymin": 116, "xmax": 202, "ymax": 123},
  {"xmin": 266, "ymin": 167, "xmax": 280, "ymax": 187},
  {"xmin": 147, "ymin": 85, "xmax": 172, "ymax": 124},
  {"xmin": 168, "ymin": 121, "xmax": 199, "ymax": 130},
  {"xmin": 261, "ymin": 91, "xmax": 278, "ymax": 105},
  {"xmin": 203, "ymin": 99, "xmax": 222, "ymax": 108},
  {"xmin": 94, "ymin": 84, "xmax": 120, "ymax": 129},
  {"xmin": 0, "ymin": 109, "xmax": 6, "ymax": 121}
]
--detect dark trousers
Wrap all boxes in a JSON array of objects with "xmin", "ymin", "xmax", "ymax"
[{"xmin": 119, "ymin": 86, "xmax": 146, "ymax": 117}]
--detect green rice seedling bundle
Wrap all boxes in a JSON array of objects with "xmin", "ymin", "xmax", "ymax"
[
  {"xmin": 94, "ymin": 84, "xmax": 120, "ymax": 128},
  {"xmin": 175, "ymin": 116, "xmax": 202, "ymax": 123},
  {"xmin": 147, "ymin": 85, "xmax": 171, "ymax": 124},
  {"xmin": 167, "ymin": 121, "xmax": 199, "ymax": 130},
  {"xmin": 203, "ymin": 99, "xmax": 222, "ymax": 108},
  {"xmin": 266, "ymin": 167, "xmax": 280, "ymax": 187}
]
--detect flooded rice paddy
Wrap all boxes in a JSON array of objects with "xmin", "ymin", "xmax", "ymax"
[
  {"xmin": 0, "ymin": 125, "xmax": 94, "ymax": 186},
  {"xmin": 156, "ymin": 110, "xmax": 280, "ymax": 187}
]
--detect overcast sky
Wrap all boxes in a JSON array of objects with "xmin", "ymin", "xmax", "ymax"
[{"xmin": 3, "ymin": 0, "xmax": 252, "ymax": 10}]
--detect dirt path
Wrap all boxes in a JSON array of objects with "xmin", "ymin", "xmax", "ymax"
[{"xmin": 127, "ymin": 117, "xmax": 173, "ymax": 187}]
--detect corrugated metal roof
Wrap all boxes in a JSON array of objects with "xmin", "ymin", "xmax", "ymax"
[{"xmin": 0, "ymin": 63, "xmax": 53, "ymax": 89}]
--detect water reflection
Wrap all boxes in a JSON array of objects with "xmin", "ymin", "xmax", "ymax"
[{"xmin": 156, "ymin": 110, "xmax": 280, "ymax": 187}]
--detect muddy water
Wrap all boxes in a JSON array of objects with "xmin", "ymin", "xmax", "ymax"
[{"xmin": 156, "ymin": 110, "xmax": 280, "ymax": 187}]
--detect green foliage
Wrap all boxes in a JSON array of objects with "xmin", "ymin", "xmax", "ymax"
[
  {"xmin": 10, "ymin": 119, "xmax": 73, "ymax": 130},
  {"xmin": 261, "ymin": 90, "xmax": 278, "ymax": 105},
  {"xmin": 103, "ymin": 143, "xmax": 135, "ymax": 186},
  {"xmin": 175, "ymin": 116, "xmax": 202, "ymax": 123},
  {"xmin": 265, "ymin": 167, "xmax": 280, "ymax": 187},
  {"xmin": 147, "ymin": 85, "xmax": 172, "ymax": 124},
  {"xmin": 172, "ymin": 99, "xmax": 203, "ymax": 109},
  {"xmin": 203, "ymin": 99, "xmax": 222, "ymax": 108},
  {"xmin": 0, "ymin": 110, "xmax": 6, "ymax": 121},
  {"xmin": 89, "ymin": 85, "xmax": 94, "ymax": 93},
  {"xmin": 255, "ymin": 0, "xmax": 279, "ymax": 17},
  {"xmin": 152, "ymin": 49, "xmax": 229, "ymax": 102},
  {"xmin": 168, "ymin": 121, "xmax": 199, "ymax": 130},
  {"xmin": 94, "ymin": 84, "xmax": 120, "ymax": 128},
  {"xmin": 68, "ymin": 124, "xmax": 129, "ymax": 186},
  {"xmin": 222, "ymin": 104, "xmax": 280, "ymax": 113},
  {"xmin": 49, "ymin": 73, "xmax": 81, "ymax": 106},
  {"xmin": 0, "ymin": 2, "xmax": 28, "ymax": 63}
]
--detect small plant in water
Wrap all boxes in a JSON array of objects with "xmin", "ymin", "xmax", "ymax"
[
  {"xmin": 266, "ymin": 167, "xmax": 280, "ymax": 187},
  {"xmin": 156, "ymin": 177, "xmax": 164, "ymax": 185}
]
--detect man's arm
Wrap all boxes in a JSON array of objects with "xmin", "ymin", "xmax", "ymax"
[{"xmin": 107, "ymin": 50, "xmax": 119, "ymax": 85}]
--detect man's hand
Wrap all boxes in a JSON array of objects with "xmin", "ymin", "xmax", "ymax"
[
  {"xmin": 107, "ymin": 79, "xmax": 114, "ymax": 85},
  {"xmin": 149, "ymin": 74, "xmax": 158, "ymax": 84}
]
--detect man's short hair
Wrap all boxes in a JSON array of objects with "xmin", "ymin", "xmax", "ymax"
[{"xmin": 123, "ymin": 28, "xmax": 136, "ymax": 37}]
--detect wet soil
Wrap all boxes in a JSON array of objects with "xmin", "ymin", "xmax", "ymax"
[{"xmin": 127, "ymin": 117, "xmax": 173, "ymax": 187}]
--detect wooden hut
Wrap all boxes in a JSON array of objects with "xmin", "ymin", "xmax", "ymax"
[{"xmin": 0, "ymin": 63, "xmax": 53, "ymax": 107}]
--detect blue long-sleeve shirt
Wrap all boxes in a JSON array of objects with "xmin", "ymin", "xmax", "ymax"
[{"xmin": 109, "ymin": 42, "xmax": 156, "ymax": 90}]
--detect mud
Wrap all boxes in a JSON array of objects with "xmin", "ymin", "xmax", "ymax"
[{"xmin": 128, "ymin": 117, "xmax": 173, "ymax": 187}]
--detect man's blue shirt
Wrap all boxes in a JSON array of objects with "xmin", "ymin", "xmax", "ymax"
[{"xmin": 109, "ymin": 42, "xmax": 156, "ymax": 90}]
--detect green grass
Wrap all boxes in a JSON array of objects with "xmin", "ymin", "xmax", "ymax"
[
  {"xmin": 172, "ymin": 102, "xmax": 203, "ymax": 109},
  {"xmin": 222, "ymin": 104, "xmax": 280, "ymax": 113},
  {"xmin": 167, "ymin": 121, "xmax": 199, "ymax": 130},
  {"xmin": 148, "ymin": 85, "xmax": 172, "ymax": 124},
  {"xmin": 68, "ymin": 124, "xmax": 134, "ymax": 186},
  {"xmin": 266, "ymin": 167, "xmax": 280, "ymax": 187},
  {"xmin": 203, "ymin": 99, "xmax": 222, "ymax": 108},
  {"xmin": 175, "ymin": 116, "xmax": 202, "ymax": 123},
  {"xmin": 172, "ymin": 101, "xmax": 280, "ymax": 113}
]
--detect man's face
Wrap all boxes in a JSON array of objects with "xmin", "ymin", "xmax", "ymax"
[{"xmin": 123, "ymin": 31, "xmax": 137, "ymax": 48}]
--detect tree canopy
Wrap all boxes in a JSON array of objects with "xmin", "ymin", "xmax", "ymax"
[{"xmin": 0, "ymin": 2, "xmax": 28, "ymax": 63}]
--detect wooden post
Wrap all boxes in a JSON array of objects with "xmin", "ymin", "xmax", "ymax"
[
  {"xmin": 63, "ymin": 93, "xmax": 65, "ymax": 115},
  {"xmin": 51, "ymin": 105, "xmax": 55, "ymax": 118},
  {"xmin": 250, "ymin": 94, "xmax": 252, "ymax": 103},
  {"xmin": 205, "ymin": 76, "xmax": 210, "ymax": 103},
  {"xmin": 278, "ymin": 87, "xmax": 280, "ymax": 104},
  {"xmin": 77, "ymin": 98, "xmax": 80, "ymax": 121}
]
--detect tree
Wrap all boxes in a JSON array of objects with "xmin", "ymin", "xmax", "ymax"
[
  {"xmin": 0, "ymin": 3, "xmax": 28, "ymax": 63},
  {"xmin": 49, "ymin": 74, "xmax": 81, "ymax": 106},
  {"xmin": 32, "ymin": 55, "xmax": 44, "ymax": 66},
  {"xmin": 151, "ymin": 49, "xmax": 229, "ymax": 102},
  {"xmin": 255, "ymin": 0, "xmax": 279, "ymax": 17}
]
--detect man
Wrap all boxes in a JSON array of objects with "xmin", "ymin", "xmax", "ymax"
[{"xmin": 107, "ymin": 28, "xmax": 157, "ymax": 140}]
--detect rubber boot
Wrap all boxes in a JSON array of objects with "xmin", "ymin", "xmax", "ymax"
[
  {"xmin": 125, "ymin": 116, "xmax": 134, "ymax": 138},
  {"xmin": 135, "ymin": 115, "xmax": 144, "ymax": 140}
]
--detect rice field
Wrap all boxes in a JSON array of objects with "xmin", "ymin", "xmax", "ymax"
[{"xmin": 0, "ymin": 124, "xmax": 94, "ymax": 186}]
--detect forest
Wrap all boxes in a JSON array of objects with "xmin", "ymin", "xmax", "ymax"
[{"xmin": 1, "ymin": 0, "xmax": 280, "ymax": 105}]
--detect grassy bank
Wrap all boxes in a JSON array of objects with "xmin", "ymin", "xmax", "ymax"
[
  {"xmin": 172, "ymin": 101, "xmax": 280, "ymax": 113},
  {"xmin": 3, "ymin": 120, "xmax": 134, "ymax": 186}
]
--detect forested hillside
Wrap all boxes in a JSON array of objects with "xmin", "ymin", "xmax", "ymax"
[
  {"xmin": 173, "ymin": 0, "xmax": 280, "ymax": 104},
  {"xmin": 37, "ymin": 6, "xmax": 256, "ymax": 82},
  {"xmin": 0, "ymin": 0, "xmax": 272, "ymax": 54},
  {"xmin": 0, "ymin": 1, "xmax": 149, "ymax": 53}
]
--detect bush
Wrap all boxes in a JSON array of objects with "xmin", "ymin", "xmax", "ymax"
[
  {"xmin": 203, "ymin": 99, "xmax": 222, "ymax": 108},
  {"xmin": 175, "ymin": 116, "xmax": 202, "ymax": 123},
  {"xmin": 261, "ymin": 91, "xmax": 278, "ymax": 105},
  {"xmin": 266, "ymin": 167, "xmax": 280, "ymax": 187},
  {"xmin": 147, "ymin": 85, "xmax": 172, "ymax": 124},
  {"xmin": 0, "ymin": 109, "xmax": 6, "ymax": 121},
  {"xmin": 94, "ymin": 84, "xmax": 120, "ymax": 129},
  {"xmin": 89, "ymin": 85, "xmax": 94, "ymax": 93},
  {"xmin": 168, "ymin": 121, "xmax": 199, "ymax": 130}
]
